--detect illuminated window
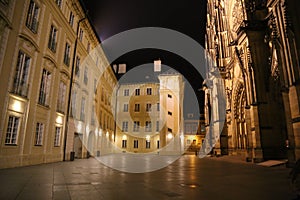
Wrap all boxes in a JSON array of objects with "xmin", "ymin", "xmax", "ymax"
[
  {"xmin": 156, "ymin": 121, "xmax": 159, "ymax": 132},
  {"xmin": 38, "ymin": 69, "xmax": 52, "ymax": 106},
  {"xmin": 79, "ymin": 28, "xmax": 83, "ymax": 41},
  {"xmin": 145, "ymin": 121, "xmax": 152, "ymax": 132},
  {"xmin": 146, "ymin": 88, "xmax": 152, "ymax": 95},
  {"xmin": 146, "ymin": 103, "xmax": 151, "ymax": 112},
  {"xmin": 54, "ymin": 127, "xmax": 61, "ymax": 147},
  {"xmin": 133, "ymin": 121, "xmax": 140, "ymax": 132},
  {"xmin": 26, "ymin": 0, "xmax": 39, "ymax": 33},
  {"xmin": 122, "ymin": 121, "xmax": 128, "ymax": 132},
  {"xmin": 48, "ymin": 25, "xmax": 57, "ymax": 52},
  {"xmin": 122, "ymin": 140, "xmax": 127, "ymax": 148},
  {"xmin": 69, "ymin": 11, "xmax": 74, "ymax": 27},
  {"xmin": 5, "ymin": 116, "xmax": 20, "ymax": 145},
  {"xmin": 75, "ymin": 56, "xmax": 80, "ymax": 77},
  {"xmin": 63, "ymin": 42, "xmax": 71, "ymax": 66},
  {"xmin": 55, "ymin": 0, "xmax": 62, "ymax": 8},
  {"xmin": 134, "ymin": 104, "xmax": 140, "ymax": 112},
  {"xmin": 35, "ymin": 122, "xmax": 44, "ymax": 146},
  {"xmin": 57, "ymin": 81, "xmax": 66, "ymax": 113},
  {"xmin": 13, "ymin": 50, "xmax": 31, "ymax": 97},
  {"xmin": 123, "ymin": 104, "xmax": 128, "ymax": 112},
  {"xmin": 124, "ymin": 89, "xmax": 129, "ymax": 96},
  {"xmin": 146, "ymin": 141, "xmax": 150, "ymax": 149},
  {"xmin": 135, "ymin": 88, "xmax": 140, "ymax": 96}
]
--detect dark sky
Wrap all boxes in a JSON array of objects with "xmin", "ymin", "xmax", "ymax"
[{"xmin": 83, "ymin": 0, "xmax": 207, "ymax": 113}]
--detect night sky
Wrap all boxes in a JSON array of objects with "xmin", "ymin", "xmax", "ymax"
[{"xmin": 83, "ymin": 0, "xmax": 207, "ymax": 114}]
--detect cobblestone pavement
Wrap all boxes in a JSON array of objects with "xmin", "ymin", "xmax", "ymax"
[{"xmin": 0, "ymin": 155, "xmax": 295, "ymax": 200}]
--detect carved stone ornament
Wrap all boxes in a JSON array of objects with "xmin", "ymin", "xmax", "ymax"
[{"xmin": 232, "ymin": 0, "xmax": 244, "ymax": 32}]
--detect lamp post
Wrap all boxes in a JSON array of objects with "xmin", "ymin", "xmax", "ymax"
[{"xmin": 63, "ymin": 16, "xmax": 86, "ymax": 161}]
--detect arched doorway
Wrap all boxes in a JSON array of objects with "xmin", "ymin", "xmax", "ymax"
[{"xmin": 233, "ymin": 83, "xmax": 249, "ymax": 155}]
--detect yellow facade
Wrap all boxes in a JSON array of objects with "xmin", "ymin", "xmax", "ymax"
[
  {"xmin": 112, "ymin": 72, "xmax": 185, "ymax": 155},
  {"xmin": 0, "ymin": 0, "xmax": 116, "ymax": 168}
]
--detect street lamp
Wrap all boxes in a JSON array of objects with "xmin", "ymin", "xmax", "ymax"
[{"xmin": 63, "ymin": 16, "xmax": 86, "ymax": 161}]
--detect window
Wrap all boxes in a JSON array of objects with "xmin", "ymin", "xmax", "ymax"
[
  {"xmin": 124, "ymin": 89, "xmax": 129, "ymax": 96},
  {"xmin": 168, "ymin": 94, "xmax": 172, "ymax": 98},
  {"xmin": 5, "ymin": 116, "xmax": 20, "ymax": 145},
  {"xmin": 156, "ymin": 121, "xmax": 159, "ymax": 132},
  {"xmin": 135, "ymin": 88, "xmax": 140, "ymax": 96},
  {"xmin": 48, "ymin": 25, "xmax": 57, "ymax": 52},
  {"xmin": 57, "ymin": 81, "xmax": 66, "ymax": 113},
  {"xmin": 80, "ymin": 97, "xmax": 85, "ymax": 121},
  {"xmin": 134, "ymin": 140, "xmax": 138, "ymax": 148},
  {"xmin": 146, "ymin": 88, "xmax": 152, "ymax": 95},
  {"xmin": 157, "ymin": 103, "xmax": 160, "ymax": 111},
  {"xmin": 133, "ymin": 121, "xmax": 140, "ymax": 132},
  {"xmin": 75, "ymin": 56, "xmax": 80, "ymax": 76},
  {"xmin": 87, "ymin": 42, "xmax": 90, "ymax": 53},
  {"xmin": 146, "ymin": 141, "xmax": 150, "ymax": 149},
  {"xmin": 122, "ymin": 121, "xmax": 128, "ymax": 132},
  {"xmin": 13, "ymin": 50, "xmax": 31, "ymax": 97},
  {"xmin": 69, "ymin": 11, "xmax": 74, "ymax": 27},
  {"xmin": 63, "ymin": 42, "xmax": 71, "ymax": 66},
  {"xmin": 79, "ymin": 28, "xmax": 83, "ymax": 41},
  {"xmin": 84, "ymin": 67, "xmax": 88, "ymax": 84},
  {"xmin": 145, "ymin": 121, "xmax": 152, "ymax": 132},
  {"xmin": 71, "ymin": 90, "xmax": 76, "ymax": 117},
  {"xmin": 146, "ymin": 103, "xmax": 151, "ymax": 112},
  {"xmin": 38, "ymin": 69, "xmax": 52, "ymax": 106},
  {"xmin": 134, "ymin": 104, "xmax": 140, "ymax": 112},
  {"xmin": 94, "ymin": 79, "xmax": 97, "ymax": 92},
  {"xmin": 91, "ymin": 106, "xmax": 95, "ymax": 125},
  {"xmin": 54, "ymin": 126, "xmax": 61, "ymax": 147},
  {"xmin": 35, "ymin": 122, "xmax": 44, "ymax": 146},
  {"xmin": 55, "ymin": 0, "xmax": 62, "ymax": 7},
  {"xmin": 157, "ymin": 140, "xmax": 160, "ymax": 149},
  {"xmin": 123, "ymin": 104, "xmax": 128, "ymax": 112},
  {"xmin": 168, "ymin": 128, "xmax": 172, "ymax": 133},
  {"xmin": 122, "ymin": 140, "xmax": 127, "ymax": 148},
  {"xmin": 168, "ymin": 111, "xmax": 172, "ymax": 116},
  {"xmin": 26, "ymin": 0, "xmax": 39, "ymax": 33}
]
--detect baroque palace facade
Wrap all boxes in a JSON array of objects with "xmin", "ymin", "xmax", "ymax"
[
  {"xmin": 204, "ymin": 0, "xmax": 300, "ymax": 164},
  {"xmin": 111, "ymin": 71, "xmax": 185, "ymax": 155},
  {"xmin": 0, "ymin": 0, "xmax": 116, "ymax": 168}
]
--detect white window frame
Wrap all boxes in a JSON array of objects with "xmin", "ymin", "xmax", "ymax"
[
  {"xmin": 38, "ymin": 69, "xmax": 52, "ymax": 106},
  {"xmin": 35, "ymin": 122, "xmax": 44, "ymax": 146},
  {"xmin": 5, "ymin": 115, "xmax": 20, "ymax": 145},
  {"xmin": 13, "ymin": 50, "xmax": 31, "ymax": 97},
  {"xmin": 54, "ymin": 126, "xmax": 61, "ymax": 147}
]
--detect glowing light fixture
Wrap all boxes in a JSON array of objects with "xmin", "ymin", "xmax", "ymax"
[
  {"xmin": 12, "ymin": 100, "xmax": 22, "ymax": 112},
  {"xmin": 56, "ymin": 115, "xmax": 63, "ymax": 124},
  {"xmin": 167, "ymin": 133, "xmax": 173, "ymax": 139}
]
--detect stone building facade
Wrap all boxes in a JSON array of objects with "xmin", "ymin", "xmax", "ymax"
[
  {"xmin": 0, "ymin": 0, "xmax": 116, "ymax": 168},
  {"xmin": 204, "ymin": 0, "xmax": 300, "ymax": 164},
  {"xmin": 111, "ymin": 72, "xmax": 185, "ymax": 155}
]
